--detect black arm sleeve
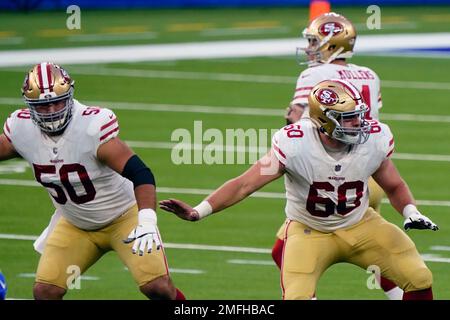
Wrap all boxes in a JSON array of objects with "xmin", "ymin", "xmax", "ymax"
[{"xmin": 121, "ymin": 154, "xmax": 155, "ymax": 188}]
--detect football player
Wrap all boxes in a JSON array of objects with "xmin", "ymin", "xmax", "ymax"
[
  {"xmin": 278, "ymin": 12, "xmax": 398, "ymax": 298},
  {"xmin": 0, "ymin": 62, "xmax": 185, "ymax": 300},
  {"xmin": 160, "ymin": 80, "xmax": 438, "ymax": 300}
]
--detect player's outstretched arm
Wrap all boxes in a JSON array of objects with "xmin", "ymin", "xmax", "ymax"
[
  {"xmin": 160, "ymin": 150, "xmax": 285, "ymax": 221},
  {"xmin": 285, "ymin": 103, "xmax": 306, "ymax": 125},
  {"xmin": 0, "ymin": 134, "xmax": 19, "ymax": 161},
  {"xmin": 98, "ymin": 137, "xmax": 162, "ymax": 255},
  {"xmin": 373, "ymin": 159, "xmax": 438, "ymax": 231}
]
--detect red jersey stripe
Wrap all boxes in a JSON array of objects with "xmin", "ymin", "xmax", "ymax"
[
  {"xmin": 295, "ymin": 86, "xmax": 313, "ymax": 92},
  {"xmin": 389, "ymin": 137, "xmax": 394, "ymax": 146},
  {"xmin": 386, "ymin": 149, "xmax": 394, "ymax": 158},
  {"xmin": 3, "ymin": 130, "xmax": 11, "ymax": 142},
  {"xmin": 273, "ymin": 144, "xmax": 286, "ymax": 159},
  {"xmin": 4, "ymin": 121, "xmax": 10, "ymax": 133},
  {"xmin": 100, "ymin": 126, "xmax": 119, "ymax": 141},
  {"xmin": 100, "ymin": 118, "xmax": 117, "ymax": 131},
  {"xmin": 293, "ymin": 94, "xmax": 309, "ymax": 99}
]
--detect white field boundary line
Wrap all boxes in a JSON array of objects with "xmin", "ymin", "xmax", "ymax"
[
  {"xmin": 66, "ymin": 67, "xmax": 450, "ymax": 91},
  {"xmin": 17, "ymin": 273, "xmax": 100, "ymax": 280},
  {"xmin": 3, "ymin": 67, "xmax": 450, "ymax": 91},
  {"xmin": 0, "ymin": 233, "xmax": 270, "ymax": 254},
  {"xmin": 2, "ymin": 32, "xmax": 450, "ymax": 66},
  {"xmin": 227, "ymin": 256, "xmax": 450, "ymax": 265},
  {"xmin": 0, "ymin": 179, "xmax": 449, "ymax": 207},
  {"xmin": 430, "ymin": 246, "xmax": 450, "ymax": 251},
  {"xmin": 1, "ymin": 233, "xmax": 448, "ymax": 264},
  {"xmin": 1, "ymin": 97, "xmax": 450, "ymax": 124},
  {"xmin": 124, "ymin": 141, "xmax": 450, "ymax": 163}
]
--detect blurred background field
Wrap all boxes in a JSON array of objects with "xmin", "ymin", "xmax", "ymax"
[{"xmin": 0, "ymin": 1, "xmax": 449, "ymax": 299}]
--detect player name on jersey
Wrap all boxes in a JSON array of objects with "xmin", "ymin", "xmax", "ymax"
[{"xmin": 337, "ymin": 69, "xmax": 376, "ymax": 81}]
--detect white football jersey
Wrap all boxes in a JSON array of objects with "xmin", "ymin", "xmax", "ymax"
[
  {"xmin": 3, "ymin": 100, "xmax": 135, "ymax": 230},
  {"xmin": 272, "ymin": 119, "xmax": 394, "ymax": 232},
  {"xmin": 292, "ymin": 63, "xmax": 382, "ymax": 120}
]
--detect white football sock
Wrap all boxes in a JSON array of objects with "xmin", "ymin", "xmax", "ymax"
[{"xmin": 385, "ymin": 287, "xmax": 404, "ymax": 300}]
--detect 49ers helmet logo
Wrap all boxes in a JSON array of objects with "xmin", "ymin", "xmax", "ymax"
[
  {"xmin": 319, "ymin": 22, "xmax": 344, "ymax": 36},
  {"xmin": 316, "ymin": 88, "xmax": 339, "ymax": 106}
]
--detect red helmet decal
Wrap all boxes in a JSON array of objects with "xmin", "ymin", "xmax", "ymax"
[
  {"xmin": 59, "ymin": 67, "xmax": 72, "ymax": 84},
  {"xmin": 316, "ymin": 88, "xmax": 339, "ymax": 106},
  {"xmin": 319, "ymin": 22, "xmax": 344, "ymax": 36},
  {"xmin": 22, "ymin": 74, "xmax": 30, "ymax": 92}
]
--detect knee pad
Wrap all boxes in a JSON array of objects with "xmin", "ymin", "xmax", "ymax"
[{"xmin": 405, "ymin": 267, "xmax": 433, "ymax": 291}]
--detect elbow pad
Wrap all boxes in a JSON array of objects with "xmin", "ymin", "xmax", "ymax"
[{"xmin": 121, "ymin": 155, "xmax": 155, "ymax": 188}]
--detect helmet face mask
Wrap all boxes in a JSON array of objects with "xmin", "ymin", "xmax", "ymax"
[
  {"xmin": 297, "ymin": 12, "xmax": 356, "ymax": 66},
  {"xmin": 309, "ymin": 80, "xmax": 371, "ymax": 145},
  {"xmin": 22, "ymin": 62, "xmax": 75, "ymax": 135},
  {"xmin": 28, "ymin": 94, "xmax": 74, "ymax": 134},
  {"xmin": 325, "ymin": 107, "xmax": 371, "ymax": 145}
]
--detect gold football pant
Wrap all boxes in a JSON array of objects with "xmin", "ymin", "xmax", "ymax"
[
  {"xmin": 368, "ymin": 177, "xmax": 384, "ymax": 213},
  {"xmin": 276, "ymin": 177, "xmax": 385, "ymax": 240},
  {"xmin": 35, "ymin": 205, "xmax": 169, "ymax": 289},
  {"xmin": 281, "ymin": 208, "xmax": 432, "ymax": 300}
]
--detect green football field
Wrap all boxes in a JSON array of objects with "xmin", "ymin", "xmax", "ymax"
[{"xmin": 0, "ymin": 6, "xmax": 449, "ymax": 300}]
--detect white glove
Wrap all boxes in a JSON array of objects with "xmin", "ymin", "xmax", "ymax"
[
  {"xmin": 123, "ymin": 209, "xmax": 162, "ymax": 255},
  {"xmin": 403, "ymin": 204, "xmax": 438, "ymax": 231}
]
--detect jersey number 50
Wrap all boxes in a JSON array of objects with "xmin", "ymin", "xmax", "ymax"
[
  {"xmin": 306, "ymin": 181, "xmax": 364, "ymax": 217},
  {"xmin": 33, "ymin": 164, "xmax": 96, "ymax": 205}
]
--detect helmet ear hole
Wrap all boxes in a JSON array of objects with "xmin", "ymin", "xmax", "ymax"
[{"xmin": 318, "ymin": 117, "xmax": 327, "ymax": 124}]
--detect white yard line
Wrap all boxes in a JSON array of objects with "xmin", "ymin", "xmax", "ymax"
[
  {"xmin": 1, "ymin": 97, "xmax": 450, "ymax": 123},
  {"xmin": 168, "ymin": 268, "xmax": 205, "ymax": 274},
  {"xmin": 1, "ymin": 32, "xmax": 450, "ymax": 66},
  {"xmin": 1, "ymin": 233, "xmax": 448, "ymax": 264},
  {"xmin": 420, "ymin": 254, "xmax": 450, "ymax": 264},
  {"xmin": 0, "ymin": 37, "xmax": 24, "ymax": 45},
  {"xmin": 0, "ymin": 233, "xmax": 270, "ymax": 254},
  {"xmin": 124, "ymin": 266, "xmax": 204, "ymax": 274},
  {"xmin": 67, "ymin": 32, "xmax": 158, "ymax": 42},
  {"xmin": 201, "ymin": 27, "xmax": 291, "ymax": 37},
  {"xmin": 124, "ymin": 141, "xmax": 450, "ymax": 163},
  {"xmin": 4, "ymin": 66, "xmax": 450, "ymax": 91},
  {"xmin": 72, "ymin": 67, "xmax": 450, "ymax": 91},
  {"xmin": 0, "ymin": 179, "xmax": 449, "ymax": 207},
  {"xmin": 228, "ymin": 259, "xmax": 275, "ymax": 266},
  {"xmin": 17, "ymin": 273, "xmax": 100, "ymax": 280},
  {"xmin": 430, "ymin": 246, "xmax": 450, "ymax": 251}
]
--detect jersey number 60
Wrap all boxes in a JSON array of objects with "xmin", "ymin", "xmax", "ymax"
[{"xmin": 306, "ymin": 181, "xmax": 364, "ymax": 217}]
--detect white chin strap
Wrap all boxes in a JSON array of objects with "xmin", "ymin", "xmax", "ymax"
[{"xmin": 332, "ymin": 129, "xmax": 360, "ymax": 144}]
